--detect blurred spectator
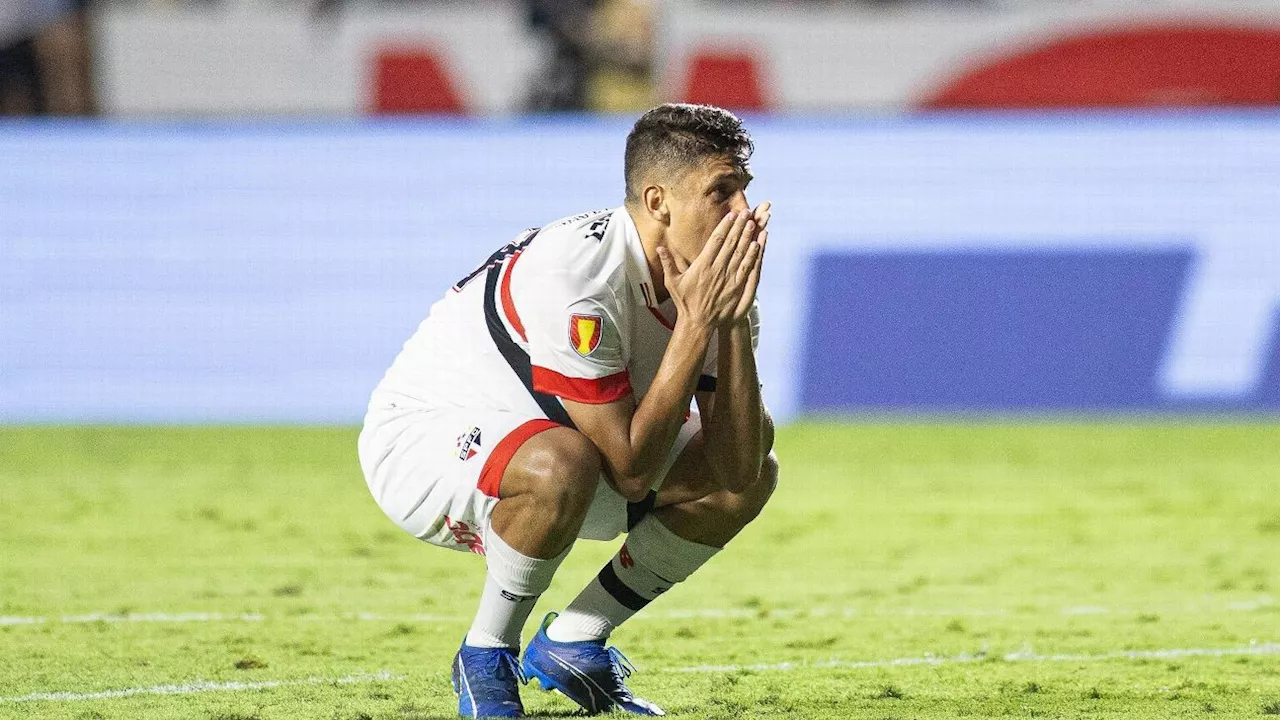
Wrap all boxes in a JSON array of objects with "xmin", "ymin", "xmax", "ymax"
[
  {"xmin": 525, "ymin": 0, "xmax": 655, "ymax": 113},
  {"xmin": 587, "ymin": 0, "xmax": 655, "ymax": 113},
  {"xmin": 0, "ymin": 0, "xmax": 97, "ymax": 116},
  {"xmin": 525, "ymin": 0, "xmax": 598, "ymax": 111}
]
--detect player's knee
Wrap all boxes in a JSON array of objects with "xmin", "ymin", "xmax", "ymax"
[
  {"xmin": 714, "ymin": 452, "xmax": 778, "ymax": 527},
  {"xmin": 525, "ymin": 429, "xmax": 601, "ymax": 521},
  {"xmin": 742, "ymin": 451, "xmax": 779, "ymax": 520}
]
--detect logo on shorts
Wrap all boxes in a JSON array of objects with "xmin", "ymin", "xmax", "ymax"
[
  {"xmin": 570, "ymin": 314, "xmax": 603, "ymax": 357},
  {"xmin": 444, "ymin": 515, "xmax": 485, "ymax": 555},
  {"xmin": 456, "ymin": 427, "xmax": 482, "ymax": 461},
  {"xmin": 618, "ymin": 543, "xmax": 634, "ymax": 570}
]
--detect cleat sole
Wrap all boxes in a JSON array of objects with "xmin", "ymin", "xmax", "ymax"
[{"xmin": 522, "ymin": 660, "xmax": 559, "ymax": 693}]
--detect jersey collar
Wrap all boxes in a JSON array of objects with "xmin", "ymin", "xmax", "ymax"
[
  {"xmin": 616, "ymin": 207, "xmax": 677, "ymax": 329},
  {"xmin": 618, "ymin": 207, "xmax": 658, "ymax": 308}
]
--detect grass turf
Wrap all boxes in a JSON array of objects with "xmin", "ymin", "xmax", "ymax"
[{"xmin": 1, "ymin": 423, "xmax": 1279, "ymax": 719}]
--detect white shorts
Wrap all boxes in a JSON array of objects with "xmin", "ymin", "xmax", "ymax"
[{"xmin": 357, "ymin": 402, "xmax": 701, "ymax": 554}]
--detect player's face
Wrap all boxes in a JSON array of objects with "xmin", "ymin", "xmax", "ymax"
[{"xmin": 666, "ymin": 157, "xmax": 753, "ymax": 263}]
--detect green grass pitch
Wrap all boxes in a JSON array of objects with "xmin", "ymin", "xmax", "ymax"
[{"xmin": 2, "ymin": 423, "xmax": 1279, "ymax": 719}]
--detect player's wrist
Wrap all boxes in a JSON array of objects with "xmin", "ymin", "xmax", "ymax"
[{"xmin": 672, "ymin": 314, "xmax": 714, "ymax": 346}]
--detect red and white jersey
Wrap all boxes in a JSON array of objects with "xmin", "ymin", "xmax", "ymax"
[{"xmin": 369, "ymin": 206, "xmax": 759, "ymax": 420}]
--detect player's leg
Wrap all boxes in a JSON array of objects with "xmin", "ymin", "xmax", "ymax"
[
  {"xmin": 453, "ymin": 423, "xmax": 603, "ymax": 718},
  {"xmin": 520, "ymin": 416, "xmax": 776, "ymax": 716},
  {"xmin": 546, "ymin": 432, "xmax": 778, "ymax": 641},
  {"xmin": 359, "ymin": 407, "xmax": 603, "ymax": 718},
  {"xmin": 463, "ymin": 424, "xmax": 602, "ymax": 651}
]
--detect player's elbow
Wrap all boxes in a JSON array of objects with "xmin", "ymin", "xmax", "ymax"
[
  {"xmin": 605, "ymin": 464, "xmax": 655, "ymax": 503},
  {"xmin": 613, "ymin": 473, "xmax": 653, "ymax": 503},
  {"xmin": 713, "ymin": 457, "xmax": 762, "ymax": 495}
]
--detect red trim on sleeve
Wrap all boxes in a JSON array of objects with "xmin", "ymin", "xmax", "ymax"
[
  {"xmin": 647, "ymin": 305, "xmax": 675, "ymax": 331},
  {"xmin": 532, "ymin": 366, "xmax": 633, "ymax": 404},
  {"xmin": 500, "ymin": 251, "xmax": 527, "ymax": 342},
  {"xmin": 477, "ymin": 419, "xmax": 560, "ymax": 498}
]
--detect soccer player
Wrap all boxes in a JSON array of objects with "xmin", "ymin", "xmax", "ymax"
[{"xmin": 358, "ymin": 103, "xmax": 777, "ymax": 718}]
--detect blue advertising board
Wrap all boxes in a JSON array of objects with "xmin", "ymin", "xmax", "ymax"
[{"xmin": 801, "ymin": 248, "xmax": 1195, "ymax": 412}]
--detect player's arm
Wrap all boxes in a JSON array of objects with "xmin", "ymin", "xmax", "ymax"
[
  {"xmin": 698, "ymin": 389, "xmax": 775, "ymax": 458},
  {"xmin": 696, "ymin": 320, "xmax": 767, "ymax": 493},
  {"xmin": 695, "ymin": 201, "xmax": 772, "ymax": 490},
  {"xmin": 563, "ymin": 210, "xmax": 762, "ymax": 502},
  {"xmin": 562, "ymin": 319, "xmax": 710, "ymax": 501},
  {"xmin": 697, "ymin": 205, "xmax": 770, "ymax": 491}
]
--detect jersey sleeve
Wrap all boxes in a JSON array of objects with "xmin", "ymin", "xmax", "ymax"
[
  {"xmin": 523, "ymin": 271, "xmax": 632, "ymax": 405},
  {"xmin": 699, "ymin": 301, "xmax": 761, "ymax": 391}
]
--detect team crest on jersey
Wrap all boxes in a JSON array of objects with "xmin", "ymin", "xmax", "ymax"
[
  {"xmin": 456, "ymin": 427, "xmax": 482, "ymax": 461},
  {"xmin": 570, "ymin": 314, "xmax": 603, "ymax": 357}
]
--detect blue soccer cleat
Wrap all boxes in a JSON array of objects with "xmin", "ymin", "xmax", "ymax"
[
  {"xmin": 451, "ymin": 642, "xmax": 526, "ymax": 718},
  {"xmin": 522, "ymin": 613, "xmax": 665, "ymax": 716}
]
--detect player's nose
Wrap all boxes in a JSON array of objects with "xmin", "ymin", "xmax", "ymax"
[{"xmin": 727, "ymin": 191, "xmax": 750, "ymax": 214}]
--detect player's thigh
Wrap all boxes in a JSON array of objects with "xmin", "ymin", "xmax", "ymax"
[
  {"xmin": 651, "ymin": 430, "xmax": 721, "ymax": 508},
  {"xmin": 495, "ymin": 424, "xmax": 601, "ymax": 503},
  {"xmin": 358, "ymin": 404, "xmax": 559, "ymax": 554}
]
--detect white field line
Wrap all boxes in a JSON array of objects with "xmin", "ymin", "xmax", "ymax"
[
  {"xmin": 1, "ymin": 596, "xmax": 1273, "ymax": 628},
  {"xmin": 8, "ymin": 644, "xmax": 1278, "ymax": 704},
  {"xmin": 0, "ymin": 671, "xmax": 403, "ymax": 704},
  {"xmin": 667, "ymin": 641, "xmax": 1280, "ymax": 674},
  {"xmin": 0, "ymin": 612, "xmax": 263, "ymax": 627}
]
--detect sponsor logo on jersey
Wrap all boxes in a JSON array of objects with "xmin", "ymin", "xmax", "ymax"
[
  {"xmin": 444, "ymin": 515, "xmax": 485, "ymax": 555},
  {"xmin": 456, "ymin": 427, "xmax": 482, "ymax": 461},
  {"xmin": 570, "ymin": 314, "xmax": 603, "ymax": 357}
]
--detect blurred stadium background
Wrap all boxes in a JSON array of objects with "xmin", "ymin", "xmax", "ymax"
[
  {"xmin": 4, "ymin": 0, "xmax": 1280, "ymax": 717},
  {"xmin": 4, "ymin": 0, "xmax": 1280, "ymax": 421}
]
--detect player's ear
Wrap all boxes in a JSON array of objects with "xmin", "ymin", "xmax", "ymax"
[{"xmin": 642, "ymin": 184, "xmax": 669, "ymax": 225}]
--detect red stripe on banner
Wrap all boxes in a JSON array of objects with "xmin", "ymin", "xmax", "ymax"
[
  {"xmin": 371, "ymin": 47, "xmax": 467, "ymax": 114},
  {"xmin": 532, "ymin": 366, "xmax": 632, "ymax": 404},
  {"xmin": 922, "ymin": 26, "xmax": 1280, "ymax": 109},
  {"xmin": 477, "ymin": 419, "xmax": 561, "ymax": 498},
  {"xmin": 682, "ymin": 50, "xmax": 770, "ymax": 111},
  {"xmin": 500, "ymin": 251, "xmax": 527, "ymax": 341}
]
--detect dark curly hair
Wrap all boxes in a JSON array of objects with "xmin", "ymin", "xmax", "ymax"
[{"xmin": 624, "ymin": 103, "xmax": 754, "ymax": 204}]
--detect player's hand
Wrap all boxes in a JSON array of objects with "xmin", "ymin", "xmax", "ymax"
[
  {"xmin": 752, "ymin": 201, "xmax": 771, "ymax": 232},
  {"xmin": 732, "ymin": 202, "xmax": 770, "ymax": 321},
  {"xmin": 657, "ymin": 209, "xmax": 761, "ymax": 329}
]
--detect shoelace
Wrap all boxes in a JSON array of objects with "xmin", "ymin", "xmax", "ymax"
[
  {"xmin": 483, "ymin": 648, "xmax": 528, "ymax": 686},
  {"xmin": 606, "ymin": 646, "xmax": 637, "ymax": 694}
]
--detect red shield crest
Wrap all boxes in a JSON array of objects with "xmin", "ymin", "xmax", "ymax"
[{"xmin": 569, "ymin": 314, "xmax": 603, "ymax": 357}]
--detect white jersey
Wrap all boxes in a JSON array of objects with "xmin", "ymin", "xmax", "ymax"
[{"xmin": 370, "ymin": 206, "xmax": 758, "ymax": 420}]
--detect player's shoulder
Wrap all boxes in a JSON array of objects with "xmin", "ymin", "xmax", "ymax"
[
  {"xmin": 533, "ymin": 207, "xmax": 618, "ymax": 251},
  {"xmin": 523, "ymin": 207, "xmax": 629, "ymax": 290}
]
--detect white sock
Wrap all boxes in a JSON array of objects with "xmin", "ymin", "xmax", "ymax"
[
  {"xmin": 465, "ymin": 527, "xmax": 569, "ymax": 649},
  {"xmin": 547, "ymin": 515, "xmax": 719, "ymax": 642}
]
